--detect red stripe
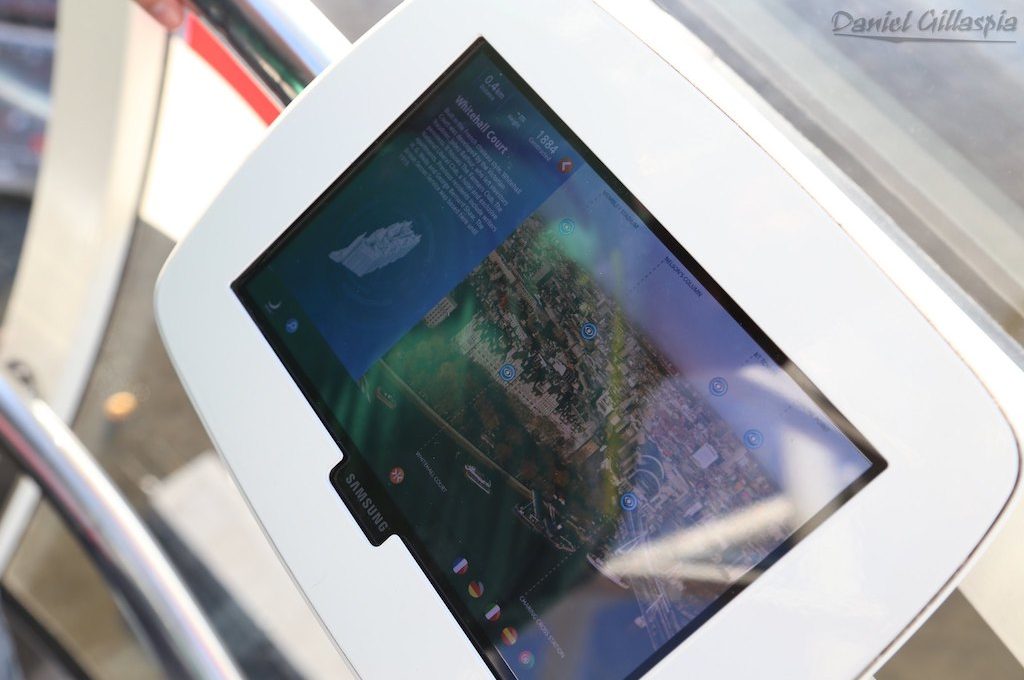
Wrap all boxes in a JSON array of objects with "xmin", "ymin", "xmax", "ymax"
[{"xmin": 183, "ymin": 13, "xmax": 280, "ymax": 125}]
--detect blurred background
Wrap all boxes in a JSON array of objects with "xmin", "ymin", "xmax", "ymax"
[{"xmin": 0, "ymin": 0, "xmax": 1022, "ymax": 678}]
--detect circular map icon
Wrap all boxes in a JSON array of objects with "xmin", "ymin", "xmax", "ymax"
[
  {"xmin": 499, "ymin": 364, "xmax": 517, "ymax": 382},
  {"xmin": 743, "ymin": 429, "xmax": 764, "ymax": 449},
  {"xmin": 709, "ymin": 377, "xmax": 728, "ymax": 397}
]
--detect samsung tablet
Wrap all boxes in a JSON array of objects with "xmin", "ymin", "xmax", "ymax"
[{"xmin": 157, "ymin": 1, "xmax": 1020, "ymax": 677}]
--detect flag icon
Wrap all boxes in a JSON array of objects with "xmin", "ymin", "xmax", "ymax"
[
  {"xmin": 468, "ymin": 581, "xmax": 484, "ymax": 598},
  {"xmin": 485, "ymin": 604, "xmax": 501, "ymax": 622},
  {"xmin": 501, "ymin": 627, "xmax": 518, "ymax": 646},
  {"xmin": 453, "ymin": 557, "xmax": 468, "ymax": 575}
]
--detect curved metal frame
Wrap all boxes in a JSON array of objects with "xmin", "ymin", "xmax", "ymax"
[
  {"xmin": 0, "ymin": 1, "xmax": 348, "ymax": 677},
  {"xmin": 0, "ymin": 377, "xmax": 242, "ymax": 680},
  {"xmin": 187, "ymin": 0, "xmax": 347, "ymax": 103}
]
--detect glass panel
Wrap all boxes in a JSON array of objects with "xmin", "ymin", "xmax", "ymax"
[
  {"xmin": 0, "ymin": 4, "xmax": 53, "ymax": 314},
  {"xmin": 657, "ymin": 0, "xmax": 1024, "ymax": 342}
]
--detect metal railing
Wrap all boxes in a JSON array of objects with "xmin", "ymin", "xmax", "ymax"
[
  {"xmin": 0, "ymin": 378, "xmax": 242, "ymax": 680},
  {"xmin": 188, "ymin": 0, "xmax": 348, "ymax": 104},
  {"xmin": 0, "ymin": 1, "xmax": 348, "ymax": 676}
]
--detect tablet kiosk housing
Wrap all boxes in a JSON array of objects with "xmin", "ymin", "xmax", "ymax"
[{"xmin": 156, "ymin": 1, "xmax": 1021, "ymax": 678}]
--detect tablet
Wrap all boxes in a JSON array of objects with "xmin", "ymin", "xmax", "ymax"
[
  {"xmin": 234, "ymin": 39, "xmax": 884, "ymax": 679},
  {"xmin": 156, "ymin": 0, "xmax": 1020, "ymax": 677}
]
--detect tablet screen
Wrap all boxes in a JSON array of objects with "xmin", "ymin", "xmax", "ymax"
[{"xmin": 235, "ymin": 39, "xmax": 885, "ymax": 679}]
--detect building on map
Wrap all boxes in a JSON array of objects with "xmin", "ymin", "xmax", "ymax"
[
  {"xmin": 691, "ymin": 442, "xmax": 720, "ymax": 470},
  {"xmin": 424, "ymin": 296, "xmax": 457, "ymax": 327}
]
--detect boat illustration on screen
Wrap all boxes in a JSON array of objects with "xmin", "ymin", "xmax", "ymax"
[
  {"xmin": 586, "ymin": 552, "xmax": 631, "ymax": 590},
  {"xmin": 374, "ymin": 387, "xmax": 397, "ymax": 409},
  {"xmin": 515, "ymin": 490, "xmax": 577, "ymax": 553},
  {"xmin": 464, "ymin": 464, "xmax": 492, "ymax": 494},
  {"xmin": 329, "ymin": 220, "xmax": 421, "ymax": 277}
]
